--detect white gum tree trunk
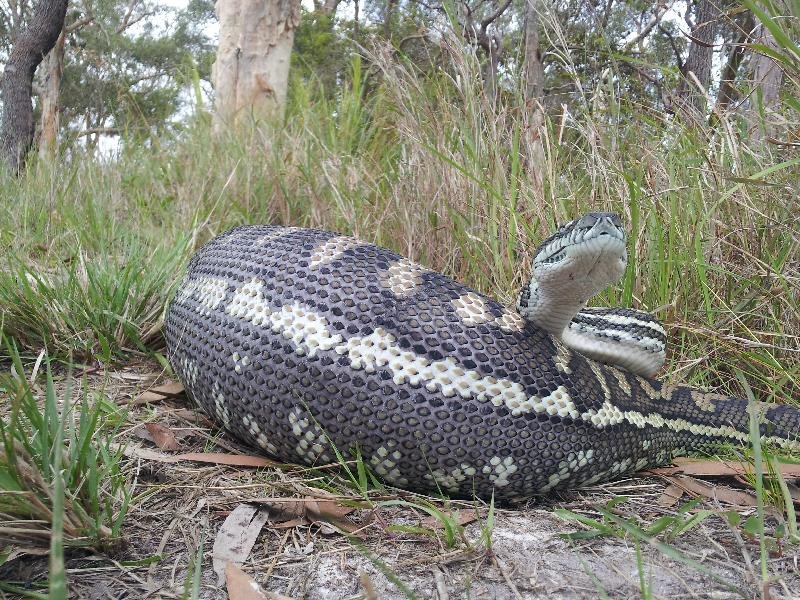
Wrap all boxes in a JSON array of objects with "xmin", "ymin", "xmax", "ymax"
[
  {"xmin": 212, "ymin": 0, "xmax": 301, "ymax": 127},
  {"xmin": 39, "ymin": 29, "xmax": 66, "ymax": 160}
]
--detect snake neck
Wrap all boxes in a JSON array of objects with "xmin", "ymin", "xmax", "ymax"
[{"xmin": 518, "ymin": 280, "xmax": 586, "ymax": 337}]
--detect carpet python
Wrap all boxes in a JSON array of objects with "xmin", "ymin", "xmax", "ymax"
[{"xmin": 165, "ymin": 214, "xmax": 800, "ymax": 499}]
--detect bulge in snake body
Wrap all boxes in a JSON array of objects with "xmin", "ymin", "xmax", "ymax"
[{"xmin": 165, "ymin": 225, "xmax": 800, "ymax": 499}]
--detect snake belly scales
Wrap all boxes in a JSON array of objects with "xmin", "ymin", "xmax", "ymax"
[{"xmin": 165, "ymin": 222, "xmax": 800, "ymax": 499}]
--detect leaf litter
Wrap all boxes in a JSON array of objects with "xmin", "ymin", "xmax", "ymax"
[{"xmin": 3, "ymin": 368, "xmax": 799, "ymax": 599}]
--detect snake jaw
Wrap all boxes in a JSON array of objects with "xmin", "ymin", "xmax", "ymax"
[
  {"xmin": 524, "ymin": 213, "xmax": 628, "ymax": 336},
  {"xmin": 533, "ymin": 212, "xmax": 626, "ymax": 284},
  {"xmin": 579, "ymin": 234, "xmax": 627, "ymax": 293}
]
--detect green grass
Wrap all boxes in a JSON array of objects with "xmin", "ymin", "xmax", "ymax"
[
  {"xmin": 555, "ymin": 497, "xmax": 745, "ymax": 594},
  {"xmin": 0, "ymin": 341, "xmax": 129, "ymax": 564},
  {"xmin": 182, "ymin": 534, "xmax": 205, "ymax": 600},
  {"xmin": 0, "ymin": 239, "xmax": 189, "ymax": 362}
]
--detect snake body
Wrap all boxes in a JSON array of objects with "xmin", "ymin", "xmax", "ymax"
[{"xmin": 165, "ymin": 219, "xmax": 800, "ymax": 499}]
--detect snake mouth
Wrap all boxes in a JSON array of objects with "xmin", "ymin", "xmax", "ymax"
[
  {"xmin": 569, "ymin": 217, "xmax": 626, "ymax": 265},
  {"xmin": 534, "ymin": 212, "xmax": 627, "ymax": 269},
  {"xmin": 580, "ymin": 214, "xmax": 625, "ymax": 244}
]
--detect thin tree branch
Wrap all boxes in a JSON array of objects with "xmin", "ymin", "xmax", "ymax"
[
  {"xmin": 118, "ymin": 0, "xmax": 137, "ymax": 33},
  {"xmin": 66, "ymin": 15, "xmax": 94, "ymax": 33},
  {"xmin": 622, "ymin": 1, "xmax": 673, "ymax": 52},
  {"xmin": 116, "ymin": 10, "xmax": 152, "ymax": 33},
  {"xmin": 658, "ymin": 23, "xmax": 685, "ymax": 71},
  {"xmin": 74, "ymin": 126, "xmax": 120, "ymax": 138},
  {"xmin": 480, "ymin": 0, "xmax": 512, "ymax": 33}
]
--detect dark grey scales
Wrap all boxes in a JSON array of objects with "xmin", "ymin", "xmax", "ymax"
[{"xmin": 165, "ymin": 215, "xmax": 800, "ymax": 499}]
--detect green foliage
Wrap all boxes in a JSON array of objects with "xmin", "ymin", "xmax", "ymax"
[
  {"xmin": 291, "ymin": 9, "xmax": 350, "ymax": 94},
  {"xmin": 4, "ymin": 0, "xmax": 208, "ymax": 154},
  {"xmin": 49, "ymin": 0, "xmax": 214, "ymax": 147}
]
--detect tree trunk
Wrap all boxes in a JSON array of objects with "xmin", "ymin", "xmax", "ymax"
[
  {"xmin": 212, "ymin": 0, "xmax": 302, "ymax": 128},
  {"xmin": 748, "ymin": 23, "xmax": 784, "ymax": 141},
  {"xmin": 0, "ymin": 0, "xmax": 69, "ymax": 174},
  {"xmin": 483, "ymin": 34, "xmax": 501, "ymax": 104},
  {"xmin": 715, "ymin": 10, "xmax": 754, "ymax": 114},
  {"xmin": 383, "ymin": 0, "xmax": 397, "ymax": 38},
  {"xmin": 522, "ymin": 0, "xmax": 544, "ymax": 104},
  {"xmin": 522, "ymin": 0, "xmax": 545, "ymax": 197},
  {"xmin": 38, "ymin": 28, "xmax": 66, "ymax": 160},
  {"xmin": 675, "ymin": 0, "xmax": 719, "ymax": 118}
]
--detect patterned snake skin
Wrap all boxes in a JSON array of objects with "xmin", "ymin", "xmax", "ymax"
[{"xmin": 165, "ymin": 223, "xmax": 800, "ymax": 499}]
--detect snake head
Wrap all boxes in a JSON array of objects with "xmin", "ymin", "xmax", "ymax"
[{"xmin": 532, "ymin": 212, "xmax": 628, "ymax": 303}]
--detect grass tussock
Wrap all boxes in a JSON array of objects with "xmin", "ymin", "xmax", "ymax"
[{"xmin": 0, "ymin": 341, "xmax": 129, "ymax": 555}]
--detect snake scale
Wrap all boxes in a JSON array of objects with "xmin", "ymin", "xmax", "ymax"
[{"xmin": 165, "ymin": 214, "xmax": 800, "ymax": 499}]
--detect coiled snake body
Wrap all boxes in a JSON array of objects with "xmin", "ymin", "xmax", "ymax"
[{"xmin": 165, "ymin": 215, "xmax": 800, "ymax": 499}]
